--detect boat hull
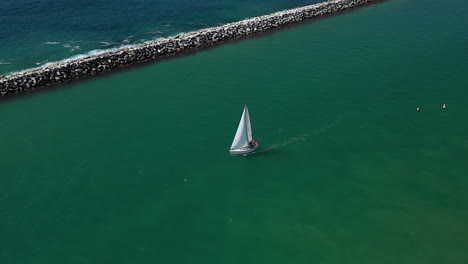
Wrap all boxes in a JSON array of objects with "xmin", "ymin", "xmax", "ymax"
[{"xmin": 229, "ymin": 143, "xmax": 259, "ymax": 155}]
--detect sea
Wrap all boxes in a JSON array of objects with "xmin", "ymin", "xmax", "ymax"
[{"xmin": 1, "ymin": 0, "xmax": 468, "ymax": 263}]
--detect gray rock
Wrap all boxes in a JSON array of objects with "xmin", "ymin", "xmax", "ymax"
[{"xmin": 0, "ymin": 0, "xmax": 376, "ymax": 98}]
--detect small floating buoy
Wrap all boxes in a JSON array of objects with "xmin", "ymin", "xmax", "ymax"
[
  {"xmin": 442, "ymin": 104, "xmax": 447, "ymax": 109},
  {"xmin": 416, "ymin": 107, "xmax": 420, "ymax": 112}
]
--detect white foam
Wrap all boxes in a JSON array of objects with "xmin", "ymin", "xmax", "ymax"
[
  {"xmin": 35, "ymin": 59, "xmax": 49, "ymax": 66},
  {"xmin": 41, "ymin": 48, "xmax": 111, "ymax": 67},
  {"xmin": 7, "ymin": 31, "xmax": 178, "ymax": 75},
  {"xmin": 38, "ymin": 38, "xmax": 153, "ymax": 68},
  {"xmin": 99, "ymin": 41, "xmax": 116, "ymax": 46}
]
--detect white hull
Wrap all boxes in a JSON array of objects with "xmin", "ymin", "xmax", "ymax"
[{"xmin": 229, "ymin": 143, "xmax": 259, "ymax": 155}]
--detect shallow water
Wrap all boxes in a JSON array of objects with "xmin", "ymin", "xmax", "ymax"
[{"xmin": 1, "ymin": 0, "xmax": 468, "ymax": 263}]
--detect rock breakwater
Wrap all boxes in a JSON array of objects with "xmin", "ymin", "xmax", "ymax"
[{"xmin": 0, "ymin": 0, "xmax": 378, "ymax": 97}]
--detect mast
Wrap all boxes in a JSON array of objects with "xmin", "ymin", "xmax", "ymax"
[
  {"xmin": 245, "ymin": 105, "xmax": 252, "ymax": 143},
  {"xmin": 243, "ymin": 105, "xmax": 248, "ymax": 145},
  {"xmin": 244, "ymin": 105, "xmax": 252, "ymax": 143}
]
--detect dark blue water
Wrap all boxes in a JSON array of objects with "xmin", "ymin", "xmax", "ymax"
[{"xmin": 0, "ymin": 0, "xmax": 322, "ymax": 74}]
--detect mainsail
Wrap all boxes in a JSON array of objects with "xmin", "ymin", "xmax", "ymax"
[{"xmin": 230, "ymin": 105, "xmax": 253, "ymax": 150}]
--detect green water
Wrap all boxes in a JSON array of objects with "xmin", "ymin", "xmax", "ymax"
[{"xmin": 1, "ymin": 0, "xmax": 468, "ymax": 263}]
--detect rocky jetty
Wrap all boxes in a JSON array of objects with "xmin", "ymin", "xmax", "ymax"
[{"xmin": 0, "ymin": 0, "xmax": 377, "ymax": 97}]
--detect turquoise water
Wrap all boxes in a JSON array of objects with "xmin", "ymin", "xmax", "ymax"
[
  {"xmin": 1, "ymin": 0, "xmax": 468, "ymax": 263},
  {"xmin": 0, "ymin": 0, "xmax": 321, "ymax": 75}
]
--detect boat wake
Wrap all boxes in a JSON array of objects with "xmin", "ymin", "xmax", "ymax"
[
  {"xmin": 257, "ymin": 130, "xmax": 324, "ymax": 152},
  {"xmin": 257, "ymin": 136, "xmax": 308, "ymax": 152},
  {"xmin": 257, "ymin": 116, "xmax": 346, "ymax": 153}
]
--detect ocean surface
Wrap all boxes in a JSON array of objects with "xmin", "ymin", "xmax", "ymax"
[
  {"xmin": 1, "ymin": 0, "xmax": 468, "ymax": 263},
  {"xmin": 0, "ymin": 0, "xmax": 322, "ymax": 75}
]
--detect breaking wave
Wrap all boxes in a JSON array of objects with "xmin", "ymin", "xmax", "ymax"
[
  {"xmin": 35, "ymin": 34, "xmax": 179, "ymax": 68},
  {"xmin": 5, "ymin": 30, "xmax": 187, "ymax": 74},
  {"xmin": 62, "ymin": 43, "xmax": 81, "ymax": 52},
  {"xmin": 40, "ymin": 48, "xmax": 117, "ymax": 67}
]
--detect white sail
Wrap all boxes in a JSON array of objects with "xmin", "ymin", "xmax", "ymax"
[
  {"xmin": 244, "ymin": 105, "xmax": 253, "ymax": 143},
  {"xmin": 230, "ymin": 105, "xmax": 252, "ymax": 150}
]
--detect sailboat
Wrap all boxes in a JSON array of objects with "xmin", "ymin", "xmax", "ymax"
[{"xmin": 229, "ymin": 105, "xmax": 259, "ymax": 155}]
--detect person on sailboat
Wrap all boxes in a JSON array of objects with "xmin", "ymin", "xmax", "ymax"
[{"xmin": 250, "ymin": 140, "xmax": 258, "ymax": 147}]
